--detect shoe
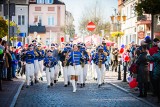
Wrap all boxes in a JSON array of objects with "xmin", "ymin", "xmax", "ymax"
[
  {"xmin": 98, "ymin": 85, "xmax": 101, "ymax": 88},
  {"xmin": 50, "ymin": 83, "xmax": 53, "ymax": 86},
  {"xmin": 73, "ymin": 89, "xmax": 76, "ymax": 93},
  {"xmin": 102, "ymin": 82, "xmax": 105, "ymax": 85},
  {"xmin": 68, "ymin": 81, "xmax": 70, "ymax": 85},
  {"xmin": 54, "ymin": 80, "xmax": 57, "ymax": 84},
  {"xmin": 83, "ymin": 83, "xmax": 85, "ymax": 87},
  {"xmin": 31, "ymin": 81, "xmax": 33, "ymax": 86},
  {"xmin": 7, "ymin": 79, "xmax": 13, "ymax": 81},
  {"xmin": 47, "ymin": 85, "xmax": 50, "ymax": 88},
  {"xmin": 80, "ymin": 84, "xmax": 83, "ymax": 88},
  {"xmin": 40, "ymin": 77, "xmax": 43, "ymax": 81},
  {"xmin": 64, "ymin": 85, "xmax": 67, "ymax": 87},
  {"xmin": 35, "ymin": 80, "xmax": 39, "ymax": 84},
  {"xmin": 26, "ymin": 86, "xmax": 29, "ymax": 88}
]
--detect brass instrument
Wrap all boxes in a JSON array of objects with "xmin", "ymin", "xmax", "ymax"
[
  {"xmin": 98, "ymin": 53, "xmax": 102, "ymax": 68},
  {"xmin": 34, "ymin": 49, "xmax": 39, "ymax": 57},
  {"xmin": 81, "ymin": 51, "xmax": 85, "ymax": 68},
  {"xmin": 64, "ymin": 52, "xmax": 69, "ymax": 66}
]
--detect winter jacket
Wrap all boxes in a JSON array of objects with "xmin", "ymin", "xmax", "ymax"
[{"xmin": 147, "ymin": 50, "xmax": 160, "ymax": 80}]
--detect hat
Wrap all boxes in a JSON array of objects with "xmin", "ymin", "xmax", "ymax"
[
  {"xmin": 63, "ymin": 48, "xmax": 68, "ymax": 52},
  {"xmin": 81, "ymin": 43, "xmax": 86, "ymax": 47},
  {"xmin": 32, "ymin": 40, "xmax": 37, "ymax": 44},
  {"xmin": 28, "ymin": 44, "xmax": 33, "ymax": 48},
  {"xmin": 47, "ymin": 50, "xmax": 52, "ymax": 53},
  {"xmin": 98, "ymin": 45, "xmax": 103, "ymax": 50},
  {"xmin": 51, "ymin": 43, "xmax": 55, "ymax": 48},
  {"xmin": 158, "ymin": 42, "xmax": 160, "ymax": 48},
  {"xmin": 77, "ymin": 42, "xmax": 82, "ymax": 47},
  {"xmin": 153, "ymin": 38, "xmax": 159, "ymax": 43},
  {"xmin": 55, "ymin": 43, "xmax": 58, "ymax": 47},
  {"xmin": 65, "ymin": 43, "xmax": 70, "ymax": 47},
  {"xmin": 37, "ymin": 43, "xmax": 41, "ymax": 47}
]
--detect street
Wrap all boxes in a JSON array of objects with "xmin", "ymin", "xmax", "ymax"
[{"xmin": 15, "ymin": 78, "xmax": 151, "ymax": 107}]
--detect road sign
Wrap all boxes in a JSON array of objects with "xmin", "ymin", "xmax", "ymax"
[{"xmin": 87, "ymin": 21, "xmax": 96, "ymax": 31}]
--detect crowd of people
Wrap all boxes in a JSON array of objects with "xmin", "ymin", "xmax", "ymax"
[{"xmin": 0, "ymin": 36, "xmax": 160, "ymax": 103}]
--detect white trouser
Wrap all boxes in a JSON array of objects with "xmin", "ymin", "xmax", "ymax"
[
  {"xmin": 80, "ymin": 65, "xmax": 84, "ymax": 84},
  {"xmin": 26, "ymin": 63, "xmax": 34, "ymax": 86},
  {"xmin": 54, "ymin": 64, "xmax": 59, "ymax": 81},
  {"xmin": 63, "ymin": 66, "xmax": 68, "ymax": 85},
  {"xmin": 96, "ymin": 64, "xmax": 105, "ymax": 85},
  {"xmin": 46, "ymin": 67, "xmax": 55, "ymax": 86},
  {"xmin": 83, "ymin": 64, "xmax": 88, "ymax": 83},
  {"xmin": 34, "ymin": 60, "xmax": 40, "ymax": 80},
  {"xmin": 38, "ymin": 60, "xmax": 43, "ymax": 78},
  {"xmin": 92, "ymin": 63, "xmax": 97, "ymax": 78},
  {"xmin": 60, "ymin": 62, "xmax": 63, "ymax": 77}
]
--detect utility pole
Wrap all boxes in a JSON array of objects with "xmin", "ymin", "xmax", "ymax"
[{"xmin": 7, "ymin": 0, "xmax": 10, "ymax": 47}]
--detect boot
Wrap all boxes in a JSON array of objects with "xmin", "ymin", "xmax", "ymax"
[
  {"xmin": 71, "ymin": 80, "xmax": 76, "ymax": 93},
  {"xmin": 80, "ymin": 84, "xmax": 83, "ymax": 88}
]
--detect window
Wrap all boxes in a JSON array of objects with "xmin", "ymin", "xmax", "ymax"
[
  {"xmin": 48, "ymin": 16, "xmax": 54, "ymax": 26},
  {"xmin": 37, "ymin": 0, "xmax": 44, "ymax": 4},
  {"xmin": 18, "ymin": 15, "xmax": 25, "ymax": 25},
  {"xmin": 45, "ymin": 0, "xmax": 54, "ymax": 4},
  {"xmin": 34, "ymin": 15, "xmax": 42, "ymax": 25}
]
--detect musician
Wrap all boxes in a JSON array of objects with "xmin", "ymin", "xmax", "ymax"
[
  {"xmin": 60, "ymin": 44, "xmax": 71, "ymax": 87},
  {"xmin": 37, "ymin": 43, "xmax": 45, "ymax": 81},
  {"xmin": 32, "ymin": 40, "xmax": 40, "ymax": 83},
  {"xmin": 25, "ymin": 44, "xmax": 35, "ymax": 88},
  {"xmin": 80, "ymin": 43, "xmax": 89, "ymax": 88},
  {"xmin": 68, "ymin": 44, "xmax": 83, "ymax": 92},
  {"xmin": 44, "ymin": 50, "xmax": 57, "ymax": 88},
  {"xmin": 51, "ymin": 43, "xmax": 59, "ymax": 84},
  {"xmin": 91, "ymin": 49, "xmax": 97, "ymax": 80},
  {"xmin": 93, "ymin": 45, "xmax": 107, "ymax": 88}
]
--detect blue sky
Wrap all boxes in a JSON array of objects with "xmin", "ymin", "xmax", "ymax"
[{"xmin": 61, "ymin": 0, "xmax": 118, "ymax": 34}]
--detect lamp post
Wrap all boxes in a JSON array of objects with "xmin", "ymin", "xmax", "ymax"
[{"xmin": 110, "ymin": 8, "xmax": 126, "ymax": 80}]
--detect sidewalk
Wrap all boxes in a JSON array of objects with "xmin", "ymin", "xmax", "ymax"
[
  {"xmin": 0, "ymin": 78, "xmax": 24, "ymax": 107},
  {"xmin": 105, "ymin": 71, "xmax": 160, "ymax": 107}
]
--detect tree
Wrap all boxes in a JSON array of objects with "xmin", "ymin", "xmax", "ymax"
[
  {"xmin": 0, "ymin": 18, "xmax": 8, "ymax": 38},
  {"xmin": 61, "ymin": 24, "xmax": 75, "ymax": 38},
  {"xmin": 135, "ymin": 0, "xmax": 160, "ymax": 40},
  {"xmin": 79, "ymin": 3, "xmax": 111, "ymax": 40}
]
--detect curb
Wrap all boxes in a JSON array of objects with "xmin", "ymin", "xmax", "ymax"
[
  {"xmin": 108, "ymin": 82, "xmax": 157, "ymax": 107},
  {"xmin": 10, "ymin": 81, "xmax": 24, "ymax": 107}
]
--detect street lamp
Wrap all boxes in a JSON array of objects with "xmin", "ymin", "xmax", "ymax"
[{"xmin": 110, "ymin": 8, "xmax": 126, "ymax": 80}]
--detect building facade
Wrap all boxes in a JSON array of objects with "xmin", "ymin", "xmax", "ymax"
[{"xmin": 28, "ymin": 0, "xmax": 66, "ymax": 46}]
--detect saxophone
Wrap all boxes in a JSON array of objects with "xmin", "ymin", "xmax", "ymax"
[
  {"xmin": 98, "ymin": 53, "xmax": 102, "ymax": 68},
  {"xmin": 34, "ymin": 49, "xmax": 39, "ymax": 57},
  {"xmin": 64, "ymin": 52, "xmax": 68, "ymax": 66},
  {"xmin": 81, "ymin": 51, "xmax": 85, "ymax": 68}
]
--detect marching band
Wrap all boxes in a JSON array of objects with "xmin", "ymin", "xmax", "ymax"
[{"xmin": 20, "ymin": 40, "xmax": 109, "ymax": 92}]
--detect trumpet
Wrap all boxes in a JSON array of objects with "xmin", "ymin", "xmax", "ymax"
[{"xmin": 98, "ymin": 53, "xmax": 102, "ymax": 68}]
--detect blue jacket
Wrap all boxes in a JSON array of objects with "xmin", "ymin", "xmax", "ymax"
[
  {"xmin": 44, "ymin": 56, "xmax": 57, "ymax": 68},
  {"xmin": 68, "ymin": 51, "xmax": 82, "ymax": 65},
  {"xmin": 25, "ymin": 50, "xmax": 35, "ymax": 64},
  {"xmin": 37, "ymin": 49, "xmax": 45, "ymax": 61},
  {"xmin": 93, "ymin": 53, "xmax": 107, "ymax": 65}
]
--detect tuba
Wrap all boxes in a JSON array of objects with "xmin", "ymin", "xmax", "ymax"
[{"xmin": 98, "ymin": 53, "xmax": 102, "ymax": 68}]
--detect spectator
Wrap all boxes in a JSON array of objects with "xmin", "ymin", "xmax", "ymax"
[
  {"xmin": 2, "ymin": 40, "xmax": 12, "ymax": 81},
  {"xmin": 11, "ymin": 47, "xmax": 18, "ymax": 79},
  {"xmin": 0, "ymin": 38, "xmax": 4, "ymax": 91},
  {"xmin": 147, "ymin": 42, "xmax": 160, "ymax": 103},
  {"xmin": 111, "ymin": 44, "xmax": 119, "ymax": 72},
  {"xmin": 136, "ymin": 45, "xmax": 149, "ymax": 97}
]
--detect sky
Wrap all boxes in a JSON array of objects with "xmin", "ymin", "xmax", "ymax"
[{"xmin": 61, "ymin": 0, "xmax": 118, "ymax": 34}]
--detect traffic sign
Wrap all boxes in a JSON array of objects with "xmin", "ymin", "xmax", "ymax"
[
  {"xmin": 87, "ymin": 21, "xmax": 96, "ymax": 31},
  {"xmin": 60, "ymin": 37, "xmax": 64, "ymax": 42}
]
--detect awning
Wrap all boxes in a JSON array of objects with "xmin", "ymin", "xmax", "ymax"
[
  {"xmin": 29, "ymin": 26, "xmax": 46, "ymax": 33},
  {"xmin": 19, "ymin": 33, "xmax": 26, "ymax": 37}
]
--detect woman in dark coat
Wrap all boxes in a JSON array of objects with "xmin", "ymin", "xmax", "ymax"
[{"xmin": 136, "ymin": 45, "xmax": 149, "ymax": 97}]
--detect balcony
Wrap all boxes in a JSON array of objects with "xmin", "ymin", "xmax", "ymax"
[{"xmin": 29, "ymin": 25, "xmax": 46, "ymax": 33}]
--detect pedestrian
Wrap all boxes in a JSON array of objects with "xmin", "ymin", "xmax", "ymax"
[
  {"xmin": 68, "ymin": 44, "xmax": 82, "ymax": 93},
  {"xmin": 25, "ymin": 44, "xmax": 35, "ymax": 88},
  {"xmin": 0, "ymin": 38, "xmax": 4, "ymax": 91},
  {"xmin": 44, "ymin": 50, "xmax": 57, "ymax": 88},
  {"xmin": 136, "ymin": 45, "xmax": 149, "ymax": 97},
  {"xmin": 147, "ymin": 42, "xmax": 160, "ymax": 103},
  {"xmin": 111, "ymin": 44, "xmax": 119, "ymax": 72},
  {"xmin": 11, "ymin": 47, "xmax": 18, "ymax": 78}
]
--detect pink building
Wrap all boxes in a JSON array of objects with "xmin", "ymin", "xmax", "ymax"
[{"xmin": 28, "ymin": 0, "xmax": 65, "ymax": 46}]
